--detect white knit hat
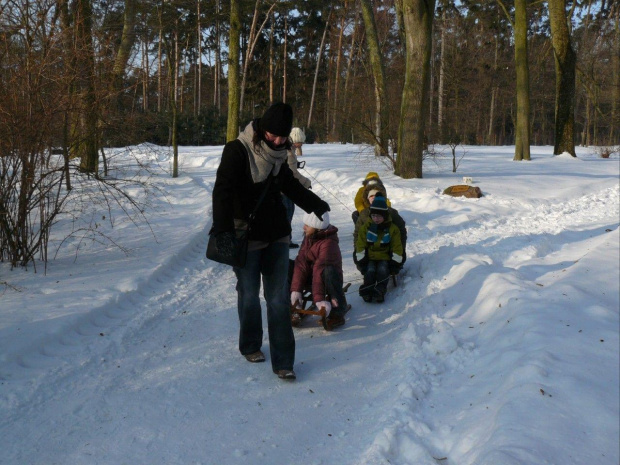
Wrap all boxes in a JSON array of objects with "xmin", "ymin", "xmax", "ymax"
[
  {"xmin": 290, "ymin": 127, "xmax": 306, "ymax": 144},
  {"xmin": 303, "ymin": 211, "xmax": 329, "ymax": 230}
]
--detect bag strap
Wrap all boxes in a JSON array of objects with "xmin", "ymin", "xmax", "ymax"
[
  {"xmin": 209, "ymin": 171, "xmax": 274, "ymax": 237},
  {"xmin": 248, "ymin": 172, "xmax": 274, "ymax": 225}
]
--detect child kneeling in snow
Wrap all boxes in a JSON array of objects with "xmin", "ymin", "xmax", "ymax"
[
  {"xmin": 354, "ymin": 195, "xmax": 404, "ymax": 303},
  {"xmin": 290, "ymin": 212, "xmax": 349, "ymax": 330}
]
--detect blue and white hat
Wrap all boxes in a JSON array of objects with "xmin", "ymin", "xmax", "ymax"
[{"xmin": 369, "ymin": 195, "xmax": 388, "ymax": 220}]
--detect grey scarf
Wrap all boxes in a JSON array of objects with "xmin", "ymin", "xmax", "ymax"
[{"xmin": 238, "ymin": 122, "xmax": 288, "ymax": 183}]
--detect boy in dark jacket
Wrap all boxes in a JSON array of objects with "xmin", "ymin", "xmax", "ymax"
[
  {"xmin": 354, "ymin": 196, "xmax": 404, "ymax": 303},
  {"xmin": 290, "ymin": 212, "xmax": 348, "ymax": 330}
]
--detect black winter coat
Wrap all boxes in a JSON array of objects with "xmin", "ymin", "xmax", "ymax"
[{"xmin": 212, "ymin": 139, "xmax": 325, "ymax": 242}]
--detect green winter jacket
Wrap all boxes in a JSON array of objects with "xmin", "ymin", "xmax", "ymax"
[
  {"xmin": 355, "ymin": 215, "xmax": 404, "ymax": 263},
  {"xmin": 354, "ymin": 206, "xmax": 407, "ymax": 263}
]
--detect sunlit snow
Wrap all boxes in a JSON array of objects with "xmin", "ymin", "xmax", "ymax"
[{"xmin": 1, "ymin": 144, "xmax": 618, "ymax": 465}]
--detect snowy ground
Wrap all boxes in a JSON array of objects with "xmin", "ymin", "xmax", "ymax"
[{"xmin": 1, "ymin": 144, "xmax": 618, "ymax": 465}]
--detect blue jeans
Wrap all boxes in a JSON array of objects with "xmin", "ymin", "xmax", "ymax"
[
  {"xmin": 360, "ymin": 260, "xmax": 389, "ymax": 298},
  {"xmin": 234, "ymin": 242, "xmax": 295, "ymax": 371}
]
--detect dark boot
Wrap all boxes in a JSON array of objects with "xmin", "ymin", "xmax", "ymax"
[
  {"xmin": 373, "ymin": 291, "xmax": 385, "ymax": 303},
  {"xmin": 325, "ymin": 310, "xmax": 345, "ymax": 331},
  {"xmin": 274, "ymin": 369, "xmax": 296, "ymax": 380}
]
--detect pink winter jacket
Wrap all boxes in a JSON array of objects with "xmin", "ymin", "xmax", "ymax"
[{"xmin": 290, "ymin": 225, "xmax": 343, "ymax": 303}]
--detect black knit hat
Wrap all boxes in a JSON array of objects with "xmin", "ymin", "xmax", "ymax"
[
  {"xmin": 259, "ymin": 102, "xmax": 294, "ymax": 137},
  {"xmin": 370, "ymin": 195, "xmax": 389, "ymax": 220}
]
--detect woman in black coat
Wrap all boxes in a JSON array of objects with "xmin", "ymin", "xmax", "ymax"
[{"xmin": 211, "ymin": 103, "xmax": 330, "ymax": 381}]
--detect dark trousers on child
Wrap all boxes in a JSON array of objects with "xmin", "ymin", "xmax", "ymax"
[
  {"xmin": 322, "ymin": 265, "xmax": 348, "ymax": 316},
  {"xmin": 360, "ymin": 260, "xmax": 389, "ymax": 299}
]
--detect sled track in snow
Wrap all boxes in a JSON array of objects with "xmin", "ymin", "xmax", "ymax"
[
  {"xmin": 0, "ymin": 171, "xmax": 226, "ymax": 410},
  {"xmin": 352, "ymin": 184, "xmax": 620, "ymax": 464}
]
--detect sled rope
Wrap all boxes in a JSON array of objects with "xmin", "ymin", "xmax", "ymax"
[
  {"xmin": 355, "ymin": 275, "xmax": 394, "ymax": 295},
  {"xmin": 301, "ymin": 167, "xmax": 354, "ymax": 213}
]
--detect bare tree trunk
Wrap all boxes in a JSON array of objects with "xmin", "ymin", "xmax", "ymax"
[
  {"xmin": 239, "ymin": 1, "xmax": 277, "ymax": 115},
  {"xmin": 454, "ymin": 87, "xmax": 460, "ymax": 137},
  {"xmin": 331, "ymin": 3, "xmax": 348, "ymax": 139},
  {"xmin": 611, "ymin": 4, "xmax": 619, "ymax": 143},
  {"xmin": 197, "ymin": 0, "xmax": 202, "ymax": 116},
  {"xmin": 308, "ymin": 10, "xmax": 332, "ymax": 129},
  {"xmin": 488, "ymin": 31, "xmax": 499, "ymax": 144},
  {"xmin": 157, "ymin": 8, "xmax": 163, "ymax": 113},
  {"xmin": 74, "ymin": 0, "xmax": 99, "ymax": 175},
  {"xmin": 396, "ymin": 0, "xmax": 436, "ymax": 179},
  {"xmin": 593, "ymin": 85, "xmax": 599, "ymax": 145},
  {"xmin": 227, "ymin": 0, "xmax": 241, "ymax": 141},
  {"xmin": 325, "ymin": 44, "xmax": 333, "ymax": 136},
  {"xmin": 513, "ymin": 0, "xmax": 531, "ymax": 160},
  {"xmin": 582, "ymin": 92, "xmax": 591, "ymax": 146},
  {"xmin": 548, "ymin": 0, "xmax": 576, "ymax": 156},
  {"xmin": 171, "ymin": 101, "xmax": 178, "ymax": 177},
  {"xmin": 179, "ymin": 35, "xmax": 186, "ymax": 114},
  {"xmin": 111, "ymin": 0, "xmax": 136, "ymax": 108},
  {"xmin": 437, "ymin": 8, "xmax": 446, "ymax": 142},
  {"xmin": 215, "ymin": 0, "xmax": 221, "ymax": 111},
  {"xmin": 360, "ymin": 0, "xmax": 388, "ymax": 155},
  {"xmin": 342, "ymin": 13, "xmax": 360, "ymax": 139},
  {"xmin": 171, "ymin": 27, "xmax": 179, "ymax": 177},
  {"xmin": 142, "ymin": 39, "xmax": 149, "ymax": 111},
  {"xmin": 58, "ymin": 0, "xmax": 73, "ymax": 189},
  {"xmin": 393, "ymin": 0, "xmax": 406, "ymax": 47},
  {"xmin": 428, "ymin": 31, "xmax": 434, "ymax": 142},
  {"xmin": 283, "ymin": 16, "xmax": 288, "ymax": 103},
  {"xmin": 488, "ymin": 87, "xmax": 498, "ymax": 144},
  {"xmin": 269, "ymin": 12, "xmax": 274, "ymax": 104},
  {"xmin": 374, "ymin": 87, "xmax": 382, "ymax": 149}
]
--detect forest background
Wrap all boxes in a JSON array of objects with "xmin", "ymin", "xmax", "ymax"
[{"xmin": 0, "ymin": 0, "xmax": 618, "ymax": 268}]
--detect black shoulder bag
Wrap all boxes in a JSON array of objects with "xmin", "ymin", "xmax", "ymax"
[{"xmin": 206, "ymin": 174, "xmax": 273, "ymax": 268}]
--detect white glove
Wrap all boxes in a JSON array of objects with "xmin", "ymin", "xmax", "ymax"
[
  {"xmin": 316, "ymin": 301, "xmax": 332, "ymax": 313},
  {"xmin": 291, "ymin": 291, "xmax": 303, "ymax": 307}
]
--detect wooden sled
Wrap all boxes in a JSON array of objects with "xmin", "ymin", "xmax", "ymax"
[{"xmin": 291, "ymin": 283, "xmax": 351, "ymax": 330}]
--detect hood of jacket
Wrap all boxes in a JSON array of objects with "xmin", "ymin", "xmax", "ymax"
[
  {"xmin": 361, "ymin": 181, "xmax": 388, "ymax": 210},
  {"xmin": 306, "ymin": 224, "xmax": 339, "ymax": 244}
]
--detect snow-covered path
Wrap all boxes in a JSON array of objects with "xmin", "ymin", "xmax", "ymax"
[{"xmin": 1, "ymin": 145, "xmax": 618, "ymax": 465}]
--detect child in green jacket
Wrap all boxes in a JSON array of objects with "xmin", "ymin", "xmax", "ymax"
[{"xmin": 354, "ymin": 196, "xmax": 404, "ymax": 302}]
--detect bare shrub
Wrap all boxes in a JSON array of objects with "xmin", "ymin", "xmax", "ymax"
[
  {"xmin": 0, "ymin": 0, "xmax": 170, "ymax": 270},
  {"xmin": 0, "ymin": 144, "xmax": 168, "ymax": 270},
  {"xmin": 595, "ymin": 146, "xmax": 619, "ymax": 159}
]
